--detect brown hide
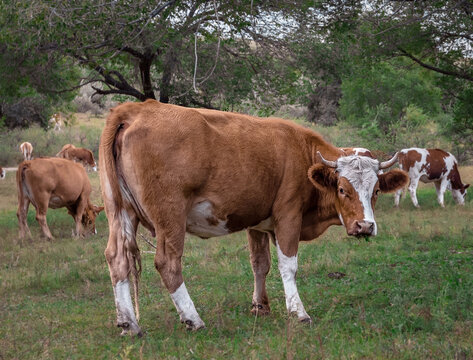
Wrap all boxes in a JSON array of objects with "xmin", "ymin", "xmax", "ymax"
[
  {"xmin": 16, "ymin": 157, "xmax": 103, "ymax": 239},
  {"xmin": 57, "ymin": 144, "xmax": 96, "ymax": 168}
]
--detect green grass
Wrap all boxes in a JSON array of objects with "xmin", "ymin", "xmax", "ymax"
[
  {"xmin": 1, "ymin": 115, "xmax": 472, "ymax": 359},
  {"xmin": 1, "ymin": 168, "xmax": 472, "ymax": 359}
]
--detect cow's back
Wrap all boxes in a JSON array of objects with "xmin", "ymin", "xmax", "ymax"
[{"xmin": 20, "ymin": 158, "xmax": 90, "ymax": 202}]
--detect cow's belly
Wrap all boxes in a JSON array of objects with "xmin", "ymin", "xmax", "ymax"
[
  {"xmin": 49, "ymin": 195, "xmax": 65, "ymax": 208},
  {"xmin": 186, "ymin": 201, "xmax": 230, "ymax": 238},
  {"xmin": 420, "ymin": 174, "xmax": 439, "ymax": 183},
  {"xmin": 185, "ymin": 200, "xmax": 272, "ymax": 238}
]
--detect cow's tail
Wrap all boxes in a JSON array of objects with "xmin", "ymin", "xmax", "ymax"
[
  {"xmin": 100, "ymin": 107, "xmax": 142, "ymax": 321},
  {"xmin": 16, "ymin": 162, "xmax": 32, "ymax": 208}
]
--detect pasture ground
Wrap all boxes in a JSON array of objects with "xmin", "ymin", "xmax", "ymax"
[
  {"xmin": 1, "ymin": 166, "xmax": 472, "ymax": 359},
  {"xmin": 1, "ymin": 115, "xmax": 473, "ymax": 359}
]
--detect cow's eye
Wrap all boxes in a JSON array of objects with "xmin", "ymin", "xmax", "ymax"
[{"xmin": 339, "ymin": 188, "xmax": 344, "ymax": 195}]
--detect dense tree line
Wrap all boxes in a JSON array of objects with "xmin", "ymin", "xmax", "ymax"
[{"xmin": 0, "ymin": 1, "xmax": 471, "ymax": 158}]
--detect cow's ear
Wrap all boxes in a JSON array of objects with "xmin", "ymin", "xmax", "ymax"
[
  {"xmin": 308, "ymin": 163, "xmax": 338, "ymax": 190},
  {"xmin": 378, "ymin": 169, "xmax": 409, "ymax": 193},
  {"xmin": 464, "ymin": 184, "xmax": 470, "ymax": 189}
]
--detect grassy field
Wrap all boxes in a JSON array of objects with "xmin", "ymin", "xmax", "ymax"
[{"xmin": 1, "ymin": 116, "xmax": 473, "ymax": 359}]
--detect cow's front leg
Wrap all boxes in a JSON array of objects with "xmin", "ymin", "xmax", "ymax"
[
  {"xmin": 154, "ymin": 223, "xmax": 205, "ymax": 331},
  {"xmin": 274, "ymin": 215, "xmax": 311, "ymax": 323},
  {"xmin": 247, "ymin": 229, "xmax": 271, "ymax": 316},
  {"xmin": 73, "ymin": 195, "xmax": 88, "ymax": 237},
  {"xmin": 105, "ymin": 215, "xmax": 142, "ymax": 337},
  {"xmin": 408, "ymin": 178, "xmax": 420, "ymax": 208},
  {"xmin": 435, "ymin": 180, "xmax": 448, "ymax": 207}
]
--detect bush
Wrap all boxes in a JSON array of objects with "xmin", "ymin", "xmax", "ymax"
[{"xmin": 0, "ymin": 123, "xmax": 101, "ymax": 167}]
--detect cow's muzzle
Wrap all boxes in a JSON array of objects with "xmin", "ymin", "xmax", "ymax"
[{"xmin": 347, "ymin": 220, "xmax": 375, "ymax": 237}]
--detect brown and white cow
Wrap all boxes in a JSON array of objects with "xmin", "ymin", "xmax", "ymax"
[
  {"xmin": 340, "ymin": 147, "xmax": 375, "ymax": 158},
  {"xmin": 99, "ymin": 100, "xmax": 408, "ymax": 336},
  {"xmin": 19, "ymin": 142, "xmax": 33, "ymax": 160},
  {"xmin": 394, "ymin": 148, "xmax": 469, "ymax": 207},
  {"xmin": 56, "ymin": 144, "xmax": 97, "ymax": 171},
  {"xmin": 0, "ymin": 166, "xmax": 5, "ymax": 179},
  {"xmin": 17, "ymin": 157, "xmax": 104, "ymax": 240}
]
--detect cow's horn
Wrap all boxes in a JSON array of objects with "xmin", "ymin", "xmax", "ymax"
[
  {"xmin": 317, "ymin": 151, "xmax": 337, "ymax": 168},
  {"xmin": 379, "ymin": 152, "xmax": 399, "ymax": 169}
]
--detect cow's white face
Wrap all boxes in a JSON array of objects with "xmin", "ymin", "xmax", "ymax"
[
  {"xmin": 452, "ymin": 185, "xmax": 469, "ymax": 205},
  {"xmin": 309, "ymin": 154, "xmax": 409, "ymax": 237},
  {"xmin": 336, "ymin": 156, "xmax": 380, "ymax": 235}
]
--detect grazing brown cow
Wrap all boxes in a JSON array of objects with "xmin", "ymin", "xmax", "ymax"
[
  {"xmin": 0, "ymin": 166, "xmax": 5, "ymax": 179},
  {"xmin": 17, "ymin": 157, "xmax": 104, "ymax": 240},
  {"xmin": 99, "ymin": 100, "xmax": 408, "ymax": 336},
  {"xmin": 19, "ymin": 142, "xmax": 33, "ymax": 160},
  {"xmin": 394, "ymin": 148, "xmax": 469, "ymax": 207},
  {"xmin": 56, "ymin": 144, "xmax": 97, "ymax": 171}
]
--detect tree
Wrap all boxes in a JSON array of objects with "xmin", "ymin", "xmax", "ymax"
[{"xmin": 2, "ymin": 0, "xmax": 313, "ymax": 108}]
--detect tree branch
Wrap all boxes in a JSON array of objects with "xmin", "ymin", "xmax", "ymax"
[{"xmin": 397, "ymin": 48, "xmax": 473, "ymax": 82}]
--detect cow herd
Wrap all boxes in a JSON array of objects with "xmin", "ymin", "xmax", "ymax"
[{"xmin": 0, "ymin": 100, "xmax": 469, "ymax": 337}]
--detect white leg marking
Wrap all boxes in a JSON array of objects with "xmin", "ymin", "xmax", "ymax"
[
  {"xmin": 276, "ymin": 241, "xmax": 310, "ymax": 321},
  {"xmin": 171, "ymin": 282, "xmax": 205, "ymax": 329},
  {"xmin": 114, "ymin": 279, "xmax": 140, "ymax": 334}
]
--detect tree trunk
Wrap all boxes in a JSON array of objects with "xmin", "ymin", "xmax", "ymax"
[{"xmin": 140, "ymin": 49, "xmax": 156, "ymax": 100}]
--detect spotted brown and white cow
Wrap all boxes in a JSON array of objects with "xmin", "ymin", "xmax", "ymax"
[
  {"xmin": 0, "ymin": 166, "xmax": 5, "ymax": 179},
  {"xmin": 394, "ymin": 148, "xmax": 469, "ymax": 207},
  {"xmin": 340, "ymin": 147, "xmax": 375, "ymax": 158},
  {"xmin": 19, "ymin": 142, "xmax": 33, "ymax": 160},
  {"xmin": 56, "ymin": 144, "xmax": 97, "ymax": 171},
  {"xmin": 99, "ymin": 100, "xmax": 408, "ymax": 336},
  {"xmin": 17, "ymin": 157, "xmax": 103, "ymax": 240}
]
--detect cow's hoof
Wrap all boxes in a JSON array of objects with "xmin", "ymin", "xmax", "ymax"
[
  {"xmin": 299, "ymin": 316, "xmax": 312, "ymax": 324},
  {"xmin": 117, "ymin": 321, "xmax": 142, "ymax": 337},
  {"xmin": 251, "ymin": 303, "xmax": 271, "ymax": 316},
  {"xmin": 183, "ymin": 319, "xmax": 206, "ymax": 331}
]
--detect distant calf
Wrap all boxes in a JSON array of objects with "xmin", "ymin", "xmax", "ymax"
[
  {"xmin": 0, "ymin": 166, "xmax": 5, "ymax": 179},
  {"xmin": 17, "ymin": 157, "xmax": 104, "ymax": 239},
  {"xmin": 49, "ymin": 113, "xmax": 63, "ymax": 132},
  {"xmin": 20, "ymin": 142, "xmax": 33, "ymax": 160},
  {"xmin": 56, "ymin": 144, "xmax": 97, "ymax": 171},
  {"xmin": 394, "ymin": 148, "xmax": 469, "ymax": 207}
]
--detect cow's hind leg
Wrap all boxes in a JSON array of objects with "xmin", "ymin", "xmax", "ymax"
[
  {"xmin": 104, "ymin": 212, "xmax": 142, "ymax": 336},
  {"xmin": 34, "ymin": 202, "xmax": 53, "ymax": 240},
  {"xmin": 73, "ymin": 194, "xmax": 88, "ymax": 237},
  {"xmin": 153, "ymin": 213, "xmax": 205, "ymax": 331},
  {"xmin": 247, "ymin": 229, "xmax": 271, "ymax": 316},
  {"xmin": 17, "ymin": 196, "xmax": 32, "ymax": 239}
]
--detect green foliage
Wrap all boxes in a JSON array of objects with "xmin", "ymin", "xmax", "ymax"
[
  {"xmin": 438, "ymin": 85, "xmax": 473, "ymax": 162},
  {"xmin": 338, "ymin": 60, "xmax": 444, "ymax": 152}
]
